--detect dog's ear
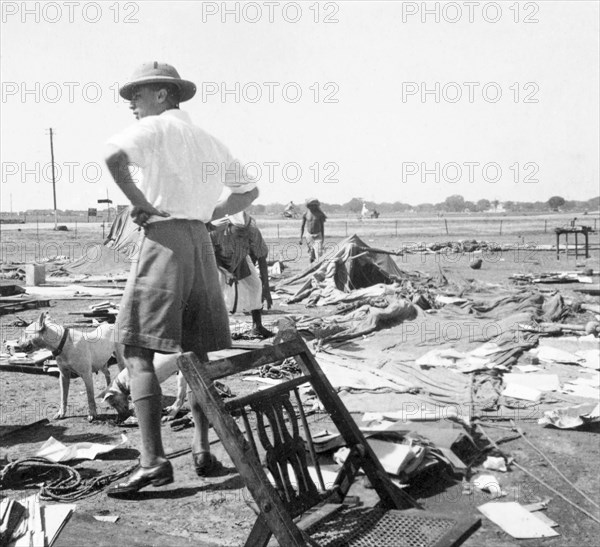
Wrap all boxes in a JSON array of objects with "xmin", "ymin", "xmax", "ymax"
[{"xmin": 37, "ymin": 312, "xmax": 47, "ymax": 330}]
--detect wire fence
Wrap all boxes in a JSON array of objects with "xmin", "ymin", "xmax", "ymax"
[
  {"xmin": 1, "ymin": 212, "xmax": 598, "ymax": 241},
  {"xmin": 256, "ymin": 214, "xmax": 600, "ymax": 240}
]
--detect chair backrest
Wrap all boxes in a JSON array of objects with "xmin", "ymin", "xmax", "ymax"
[{"xmin": 178, "ymin": 337, "xmax": 418, "ymax": 545}]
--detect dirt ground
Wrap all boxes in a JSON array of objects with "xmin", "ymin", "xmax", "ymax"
[{"xmin": 1, "ymin": 221, "xmax": 599, "ymax": 546}]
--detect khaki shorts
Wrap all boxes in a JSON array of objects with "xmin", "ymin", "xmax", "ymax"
[{"xmin": 116, "ymin": 220, "xmax": 231, "ymax": 354}]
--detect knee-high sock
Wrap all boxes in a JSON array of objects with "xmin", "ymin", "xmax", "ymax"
[{"xmin": 131, "ymin": 370, "xmax": 165, "ymax": 467}]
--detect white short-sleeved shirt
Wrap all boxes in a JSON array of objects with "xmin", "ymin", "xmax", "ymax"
[{"xmin": 106, "ymin": 109, "xmax": 257, "ymax": 223}]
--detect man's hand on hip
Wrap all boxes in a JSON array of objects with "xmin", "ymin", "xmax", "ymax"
[{"xmin": 130, "ymin": 205, "xmax": 170, "ymax": 228}]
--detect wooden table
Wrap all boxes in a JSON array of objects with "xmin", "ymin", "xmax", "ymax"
[{"xmin": 555, "ymin": 226, "xmax": 593, "ymax": 260}]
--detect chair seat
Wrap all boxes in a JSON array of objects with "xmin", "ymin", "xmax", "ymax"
[{"xmin": 307, "ymin": 506, "xmax": 479, "ymax": 547}]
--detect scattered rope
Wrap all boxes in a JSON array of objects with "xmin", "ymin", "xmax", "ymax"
[
  {"xmin": 260, "ymin": 357, "xmax": 301, "ymax": 379},
  {"xmin": 0, "ymin": 457, "xmax": 137, "ymax": 502},
  {"xmin": 509, "ymin": 420, "xmax": 599, "ymax": 510},
  {"xmin": 477, "ymin": 423, "xmax": 600, "ymax": 526},
  {"xmin": 512, "ymin": 461, "xmax": 600, "ymax": 526}
]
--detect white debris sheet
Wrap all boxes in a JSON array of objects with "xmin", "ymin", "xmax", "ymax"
[
  {"xmin": 538, "ymin": 402, "xmax": 600, "ymax": 429},
  {"xmin": 478, "ymin": 501, "xmax": 559, "ymax": 539},
  {"xmin": 24, "ymin": 284, "xmax": 124, "ymax": 298},
  {"xmin": 35, "ymin": 434, "xmax": 128, "ymax": 463}
]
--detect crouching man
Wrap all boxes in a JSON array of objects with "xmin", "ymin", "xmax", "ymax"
[{"xmin": 210, "ymin": 211, "xmax": 273, "ymax": 338}]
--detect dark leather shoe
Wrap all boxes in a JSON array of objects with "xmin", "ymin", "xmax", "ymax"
[
  {"xmin": 106, "ymin": 460, "xmax": 173, "ymax": 496},
  {"xmin": 192, "ymin": 452, "xmax": 224, "ymax": 477}
]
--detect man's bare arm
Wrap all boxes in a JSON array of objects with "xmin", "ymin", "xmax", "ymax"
[
  {"xmin": 299, "ymin": 216, "xmax": 306, "ymax": 244},
  {"xmin": 211, "ymin": 187, "xmax": 259, "ymax": 221},
  {"xmin": 104, "ymin": 145, "xmax": 168, "ymax": 226},
  {"xmin": 257, "ymin": 255, "xmax": 272, "ymax": 309}
]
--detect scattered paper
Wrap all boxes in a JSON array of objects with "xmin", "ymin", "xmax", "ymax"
[
  {"xmin": 333, "ymin": 447, "xmax": 350, "ymax": 466},
  {"xmin": 515, "ymin": 364, "xmax": 542, "ymax": 373},
  {"xmin": 36, "ymin": 434, "xmax": 127, "ymax": 463},
  {"xmin": 538, "ymin": 403, "xmax": 599, "ymax": 429},
  {"xmin": 538, "ymin": 335, "xmax": 599, "ymax": 354},
  {"xmin": 93, "ymin": 514, "xmax": 120, "ymax": 523},
  {"xmin": 483, "ymin": 456, "xmax": 507, "ymax": 472},
  {"xmin": 536, "ymin": 346, "xmax": 582, "ymax": 365},
  {"xmin": 503, "ymin": 373, "xmax": 560, "ymax": 392},
  {"xmin": 502, "ymin": 383, "xmax": 541, "ymax": 402},
  {"xmin": 435, "ymin": 295, "xmax": 468, "ymax": 306},
  {"xmin": 415, "ymin": 348, "xmax": 492, "ymax": 372},
  {"xmin": 478, "ymin": 501, "xmax": 559, "ymax": 538},
  {"xmin": 561, "ymin": 383, "xmax": 599, "ymax": 399},
  {"xmin": 575, "ymin": 350, "xmax": 600, "ymax": 370},
  {"xmin": 367, "ymin": 439, "xmax": 421, "ymax": 476},
  {"xmin": 44, "ymin": 504, "xmax": 76, "ymax": 546},
  {"xmin": 570, "ymin": 374, "xmax": 600, "ymax": 387},
  {"xmin": 530, "ymin": 510, "xmax": 558, "ymax": 528},
  {"xmin": 473, "ymin": 475, "xmax": 506, "ymax": 498}
]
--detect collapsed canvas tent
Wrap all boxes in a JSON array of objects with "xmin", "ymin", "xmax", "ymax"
[
  {"xmin": 277, "ymin": 234, "xmax": 406, "ymax": 304},
  {"xmin": 61, "ymin": 208, "xmax": 137, "ymax": 276}
]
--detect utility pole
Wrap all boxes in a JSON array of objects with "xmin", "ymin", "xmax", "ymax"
[
  {"xmin": 98, "ymin": 189, "xmax": 113, "ymax": 224},
  {"xmin": 47, "ymin": 128, "xmax": 58, "ymax": 229}
]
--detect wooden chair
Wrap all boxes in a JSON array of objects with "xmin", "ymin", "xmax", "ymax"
[{"xmin": 178, "ymin": 337, "xmax": 480, "ymax": 547}]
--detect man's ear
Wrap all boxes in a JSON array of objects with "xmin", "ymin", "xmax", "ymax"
[{"xmin": 156, "ymin": 87, "xmax": 168, "ymax": 104}]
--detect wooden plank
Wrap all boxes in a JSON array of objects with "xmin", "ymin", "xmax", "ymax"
[
  {"xmin": 178, "ymin": 352, "xmax": 308, "ymax": 547},
  {"xmin": 53, "ymin": 512, "xmax": 205, "ymax": 547},
  {"xmin": 429, "ymin": 513, "xmax": 481, "ymax": 547},
  {"xmin": 0, "ymin": 364, "xmax": 58, "ymax": 376},
  {"xmin": 244, "ymin": 516, "xmax": 272, "ymax": 547},
  {"xmin": 296, "ymin": 503, "xmax": 343, "ymax": 531},
  {"xmin": 225, "ymin": 376, "xmax": 311, "ymax": 412},
  {"xmin": 207, "ymin": 338, "xmax": 307, "ymax": 381},
  {"xmin": 332, "ymin": 445, "xmax": 363, "ymax": 499}
]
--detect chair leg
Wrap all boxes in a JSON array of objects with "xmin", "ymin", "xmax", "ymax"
[{"xmin": 245, "ymin": 516, "xmax": 272, "ymax": 547}]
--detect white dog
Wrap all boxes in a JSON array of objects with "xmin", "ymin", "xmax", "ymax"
[
  {"xmin": 102, "ymin": 353, "xmax": 186, "ymax": 422},
  {"xmin": 17, "ymin": 312, "xmax": 119, "ymax": 422}
]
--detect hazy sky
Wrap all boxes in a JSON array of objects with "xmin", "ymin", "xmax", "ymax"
[{"xmin": 1, "ymin": 1, "xmax": 598, "ymax": 211}]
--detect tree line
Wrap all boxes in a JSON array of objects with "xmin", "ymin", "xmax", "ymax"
[{"xmin": 248, "ymin": 195, "xmax": 599, "ymax": 216}]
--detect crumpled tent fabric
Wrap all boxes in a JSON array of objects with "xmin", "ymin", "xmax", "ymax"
[
  {"xmin": 103, "ymin": 206, "xmax": 142, "ymax": 259},
  {"xmin": 296, "ymin": 296, "xmax": 418, "ymax": 343},
  {"xmin": 63, "ymin": 207, "xmax": 138, "ymax": 275},
  {"xmin": 278, "ymin": 234, "xmax": 406, "ymax": 304},
  {"xmin": 291, "ymin": 282, "xmax": 570, "ymax": 414}
]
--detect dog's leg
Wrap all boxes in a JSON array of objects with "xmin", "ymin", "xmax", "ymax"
[
  {"xmin": 163, "ymin": 373, "xmax": 187, "ymax": 421},
  {"xmin": 55, "ymin": 369, "xmax": 71, "ymax": 420},
  {"xmin": 80, "ymin": 371, "xmax": 98, "ymax": 422},
  {"xmin": 102, "ymin": 364, "xmax": 112, "ymax": 389}
]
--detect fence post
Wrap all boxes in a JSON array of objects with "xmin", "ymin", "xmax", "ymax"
[
  {"xmin": 499, "ymin": 220, "xmax": 503, "ymax": 236},
  {"xmin": 277, "ymin": 224, "xmax": 280, "ymax": 239},
  {"xmin": 345, "ymin": 222, "xmax": 348, "ymax": 236},
  {"xmin": 544, "ymin": 219, "xmax": 547, "ymax": 233},
  {"xmin": 395, "ymin": 220, "xmax": 398, "ymax": 237},
  {"xmin": 444, "ymin": 219, "xmax": 449, "ymax": 235}
]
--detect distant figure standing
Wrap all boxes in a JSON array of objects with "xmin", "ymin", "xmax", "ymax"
[
  {"xmin": 299, "ymin": 198, "xmax": 327, "ymax": 263},
  {"xmin": 361, "ymin": 202, "xmax": 370, "ymax": 219},
  {"xmin": 283, "ymin": 201, "xmax": 296, "ymax": 219}
]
